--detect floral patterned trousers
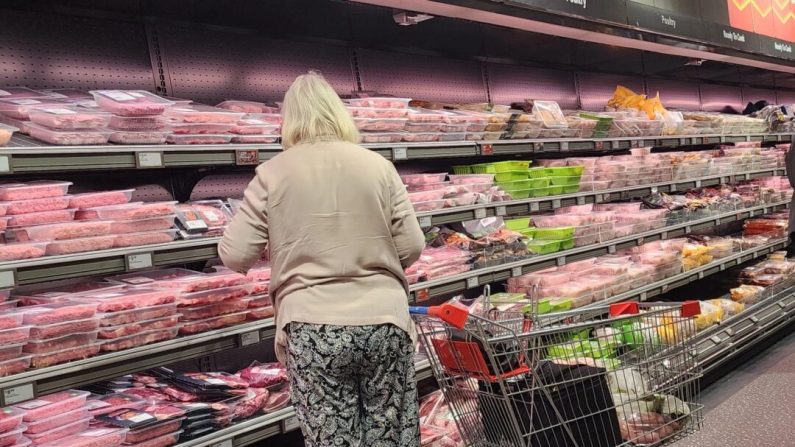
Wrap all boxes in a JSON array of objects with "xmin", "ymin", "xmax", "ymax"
[{"xmin": 286, "ymin": 323, "xmax": 420, "ymax": 447}]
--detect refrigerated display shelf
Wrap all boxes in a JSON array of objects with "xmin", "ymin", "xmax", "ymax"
[
  {"xmin": 0, "ymin": 237, "xmax": 221, "ymax": 286},
  {"xmin": 0, "ymin": 132, "xmax": 790, "ymax": 172},
  {"xmin": 417, "ymin": 167, "xmax": 787, "ymax": 226},
  {"xmin": 0, "ymin": 319, "xmax": 275, "ymax": 404},
  {"xmin": 172, "ymin": 358, "xmax": 433, "ymax": 447},
  {"xmin": 694, "ymin": 283, "xmax": 795, "ymax": 375},
  {"xmin": 409, "ymin": 201, "xmax": 790, "ymax": 302}
]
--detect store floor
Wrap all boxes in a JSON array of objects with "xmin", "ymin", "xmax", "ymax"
[{"xmin": 672, "ymin": 328, "xmax": 795, "ymax": 447}]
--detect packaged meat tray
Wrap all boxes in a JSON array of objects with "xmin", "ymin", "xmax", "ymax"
[
  {"xmin": 108, "ymin": 115, "xmax": 166, "ymax": 131},
  {"xmin": 239, "ymin": 362, "xmax": 287, "ymax": 388},
  {"xmin": 109, "ymin": 215, "xmax": 175, "ymax": 234},
  {"xmin": 4, "ymin": 195, "xmax": 71, "ymax": 215},
  {"xmin": 41, "ymin": 88, "xmax": 93, "ymax": 101},
  {"xmin": 217, "ymin": 100, "xmax": 275, "ymax": 113},
  {"xmin": 91, "ymin": 90, "xmax": 174, "ymax": 116},
  {"xmin": 27, "ymin": 418, "xmax": 92, "ymax": 445},
  {"xmin": 109, "ymin": 130, "xmax": 170, "ymax": 145},
  {"xmin": 23, "ymin": 331, "xmax": 98, "ymax": 354},
  {"xmin": 156, "ymin": 271, "xmax": 248, "ymax": 293},
  {"xmin": 0, "ymin": 242, "xmax": 48, "ymax": 261},
  {"xmin": 27, "ymin": 123, "xmax": 111, "ymax": 145},
  {"xmin": 166, "ymin": 134, "xmax": 233, "ymax": 144},
  {"xmin": 400, "ymin": 173, "xmax": 447, "ymax": 186},
  {"xmin": 0, "ymin": 343, "xmax": 22, "ymax": 361},
  {"xmin": 24, "ymin": 407, "xmax": 89, "ymax": 434},
  {"xmin": 177, "ymin": 200, "xmax": 231, "ymax": 229},
  {"xmin": 98, "ymin": 315, "xmax": 180, "ymax": 339},
  {"xmin": 402, "ymin": 132, "xmax": 440, "ymax": 142},
  {"xmin": 105, "ymin": 267, "xmax": 201, "ymax": 287},
  {"xmin": 404, "ymin": 121, "xmax": 441, "ymax": 132},
  {"xmin": 125, "ymin": 429, "xmax": 183, "ymax": 447},
  {"xmin": 360, "ymin": 132, "xmax": 403, "ymax": 143},
  {"xmin": 0, "ymin": 311, "xmax": 22, "ymax": 331},
  {"xmin": 22, "ymin": 301, "xmax": 97, "ymax": 325},
  {"xmin": 0, "ymin": 98, "xmax": 70, "ymax": 119},
  {"xmin": 125, "ymin": 418, "xmax": 184, "ymax": 444},
  {"xmin": 248, "ymin": 307, "xmax": 274, "ymax": 320},
  {"xmin": 97, "ymin": 302, "xmax": 177, "ymax": 327},
  {"xmin": 347, "ymin": 106, "xmax": 408, "ymax": 118},
  {"xmin": 168, "ymin": 122, "xmax": 235, "ymax": 134},
  {"xmin": 229, "ymin": 121, "xmax": 280, "ymax": 135},
  {"xmin": 0, "ymin": 181, "xmax": 71, "ymax": 201},
  {"xmin": 166, "ymin": 104, "xmax": 244, "ymax": 124},
  {"xmin": 0, "ymin": 355, "xmax": 29, "ymax": 377},
  {"xmin": 0, "ymin": 425, "xmax": 24, "ymax": 446},
  {"xmin": 76, "ymin": 288, "xmax": 177, "ymax": 313},
  {"xmin": 15, "ymin": 390, "xmax": 90, "ymax": 421},
  {"xmin": 68, "ymin": 190, "xmax": 133, "ymax": 210},
  {"xmin": 28, "ymin": 108, "xmax": 110, "ymax": 130},
  {"xmin": 78, "ymin": 201, "xmax": 177, "ymax": 220},
  {"xmin": 0, "ymin": 87, "xmax": 51, "ymax": 100},
  {"xmin": 28, "ymin": 317, "xmax": 99, "ymax": 340},
  {"xmin": 354, "ymin": 118, "xmax": 407, "ymax": 131},
  {"xmin": 45, "ymin": 234, "xmax": 115, "ymax": 255},
  {"xmin": 7, "ymin": 220, "xmax": 111, "ymax": 242},
  {"xmin": 348, "ymin": 97, "xmax": 410, "ymax": 108},
  {"xmin": 240, "ymin": 112, "xmax": 281, "ymax": 124},
  {"xmin": 178, "ymin": 311, "xmax": 248, "ymax": 335},
  {"xmin": 179, "ymin": 298, "xmax": 251, "ymax": 320},
  {"xmin": 177, "ymin": 284, "xmax": 252, "ymax": 307},
  {"xmin": 248, "ymin": 295, "xmax": 272, "ymax": 308},
  {"xmin": 6, "ymin": 209, "xmax": 76, "ymax": 228},
  {"xmin": 0, "ymin": 123, "xmax": 16, "ymax": 146},
  {"xmin": 99, "ymin": 327, "xmax": 178, "ymax": 352},
  {"xmin": 37, "ymin": 426, "xmax": 128, "ymax": 447},
  {"xmin": 231, "ymin": 134, "xmax": 279, "ymax": 143},
  {"xmin": 0, "ymin": 406, "xmax": 25, "ymax": 434},
  {"xmin": 85, "ymin": 393, "xmax": 147, "ymax": 416},
  {"xmin": 112, "ymin": 229, "xmax": 179, "ymax": 248}
]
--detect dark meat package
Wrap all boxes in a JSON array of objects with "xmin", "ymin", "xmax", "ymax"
[
  {"xmin": 178, "ymin": 311, "xmax": 248, "ymax": 335},
  {"xmin": 97, "ymin": 408, "xmax": 159, "ymax": 428},
  {"xmin": 74, "ymin": 288, "xmax": 177, "ymax": 312},
  {"xmin": 37, "ymin": 426, "xmax": 129, "ymax": 447},
  {"xmin": 30, "ymin": 343, "xmax": 100, "ymax": 368},
  {"xmin": 238, "ymin": 362, "xmax": 288, "ymax": 388},
  {"xmin": 86, "ymin": 392, "xmax": 147, "ymax": 416},
  {"xmin": 119, "ymin": 387, "xmax": 170, "ymax": 403},
  {"xmin": 14, "ymin": 389, "xmax": 90, "ymax": 421},
  {"xmin": 175, "ymin": 372, "xmax": 250, "ymax": 390},
  {"xmin": 176, "ymin": 200, "xmax": 231, "ymax": 233},
  {"xmin": 168, "ymin": 402, "xmax": 211, "ymax": 417}
]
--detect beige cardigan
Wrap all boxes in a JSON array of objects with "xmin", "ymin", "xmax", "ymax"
[{"xmin": 218, "ymin": 140, "xmax": 425, "ymax": 362}]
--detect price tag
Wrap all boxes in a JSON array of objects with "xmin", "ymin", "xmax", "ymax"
[
  {"xmin": 639, "ymin": 292, "xmax": 647, "ymax": 301},
  {"xmin": 695, "ymin": 180, "xmax": 702, "ymax": 188},
  {"xmin": 2, "ymin": 384, "xmax": 34, "ymax": 406},
  {"xmin": 744, "ymin": 173, "xmax": 751, "ymax": 180},
  {"xmin": 0, "ymin": 271, "xmax": 14, "ymax": 289},
  {"xmin": 560, "ymin": 141, "xmax": 569, "ymax": 152},
  {"xmin": 679, "ymin": 138, "xmax": 688, "ymax": 146},
  {"xmin": 715, "ymin": 218, "xmax": 721, "ymax": 226},
  {"xmin": 474, "ymin": 208, "xmax": 487, "ymax": 219},
  {"xmin": 631, "ymin": 139, "xmax": 641, "ymax": 148},
  {"xmin": 392, "ymin": 146, "xmax": 408, "ymax": 160},
  {"xmin": 418, "ymin": 216, "xmax": 432, "ymax": 228},
  {"xmin": 481, "ymin": 144, "xmax": 493, "ymax": 156},
  {"xmin": 551, "ymin": 199, "xmax": 561, "ymax": 209},
  {"xmin": 661, "ymin": 231, "xmax": 668, "ymax": 240},
  {"xmin": 530, "ymin": 202, "xmax": 540, "ymax": 212},
  {"xmin": 608, "ymin": 245, "xmax": 616, "ymax": 254},
  {"xmin": 685, "ymin": 225, "xmax": 691, "ymax": 233},
  {"xmin": 749, "ymin": 209, "xmax": 755, "ymax": 217},
  {"xmin": 720, "ymin": 176, "xmax": 729, "ymax": 185},
  {"xmin": 415, "ymin": 288, "xmax": 430, "ymax": 303},
  {"xmin": 126, "ymin": 252, "xmax": 153, "ymax": 271},
  {"xmin": 576, "ymin": 196, "xmax": 585, "ymax": 205},
  {"xmin": 594, "ymin": 194, "xmax": 604, "ymax": 204},
  {"xmin": 670, "ymin": 183, "xmax": 677, "ymax": 192},
  {"xmin": 637, "ymin": 237, "xmax": 644, "ymax": 246},
  {"xmin": 239, "ymin": 331, "xmax": 261, "ymax": 347},
  {"xmin": 0, "ymin": 155, "xmax": 10, "ymax": 174},
  {"xmin": 210, "ymin": 440, "xmax": 233, "ymax": 447},
  {"xmin": 698, "ymin": 271, "xmax": 705, "ymax": 279},
  {"xmin": 136, "ymin": 151, "xmax": 163, "ymax": 168},
  {"xmin": 511, "ymin": 267, "xmax": 523, "ymax": 277},
  {"xmin": 466, "ymin": 277, "xmax": 479, "ymax": 289},
  {"xmin": 556, "ymin": 256, "xmax": 566, "ymax": 266},
  {"xmin": 533, "ymin": 142, "xmax": 544, "ymax": 152},
  {"xmin": 235, "ymin": 149, "xmax": 259, "ymax": 166},
  {"xmin": 595, "ymin": 141, "xmax": 605, "ymax": 151},
  {"xmin": 283, "ymin": 416, "xmax": 301, "ymax": 433},
  {"xmin": 495, "ymin": 206, "xmax": 507, "ymax": 217}
]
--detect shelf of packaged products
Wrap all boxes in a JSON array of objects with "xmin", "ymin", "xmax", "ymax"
[
  {"xmin": 408, "ymin": 201, "xmax": 790, "ymax": 302},
  {"xmin": 0, "ymin": 319, "xmax": 275, "ymax": 404},
  {"xmin": 693, "ymin": 283, "xmax": 795, "ymax": 375},
  {"xmin": 173, "ymin": 358, "xmax": 433, "ymax": 447},
  {"xmin": 0, "ymin": 237, "xmax": 221, "ymax": 287},
  {"xmin": 417, "ymin": 167, "xmax": 787, "ymax": 226},
  {"xmin": 0, "ymin": 132, "xmax": 791, "ymax": 172}
]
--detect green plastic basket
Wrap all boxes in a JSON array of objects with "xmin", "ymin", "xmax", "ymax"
[
  {"xmin": 471, "ymin": 163, "xmax": 496, "ymax": 174},
  {"xmin": 528, "ymin": 187, "xmax": 550, "ymax": 198},
  {"xmin": 495, "ymin": 171, "xmax": 531, "ymax": 182},
  {"xmin": 533, "ymin": 227, "xmax": 575, "ymax": 240},
  {"xmin": 529, "ymin": 178, "xmax": 550, "ymax": 188},
  {"xmin": 528, "ymin": 167, "xmax": 552, "ymax": 178},
  {"xmin": 493, "ymin": 160, "xmax": 532, "ymax": 172},
  {"xmin": 563, "ymin": 185, "xmax": 580, "ymax": 194},
  {"xmin": 498, "ymin": 179, "xmax": 534, "ymax": 191},
  {"xmin": 526, "ymin": 239, "xmax": 561, "ymax": 255},
  {"xmin": 518, "ymin": 227, "xmax": 536, "ymax": 238},
  {"xmin": 547, "ymin": 185, "xmax": 563, "ymax": 195},
  {"xmin": 550, "ymin": 176, "xmax": 582, "ymax": 186},
  {"xmin": 505, "ymin": 218, "xmax": 531, "ymax": 231},
  {"xmin": 508, "ymin": 189, "xmax": 532, "ymax": 199},
  {"xmin": 452, "ymin": 165, "xmax": 472, "ymax": 175},
  {"xmin": 559, "ymin": 237, "xmax": 575, "ymax": 250},
  {"xmin": 548, "ymin": 166, "xmax": 583, "ymax": 177}
]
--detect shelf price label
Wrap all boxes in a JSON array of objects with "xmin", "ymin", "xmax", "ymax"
[
  {"xmin": 511, "ymin": 267, "xmax": 523, "ymax": 277},
  {"xmin": 495, "ymin": 206, "xmax": 507, "ymax": 217},
  {"xmin": 466, "ymin": 276, "xmax": 479, "ymax": 289},
  {"xmin": 529, "ymin": 202, "xmax": 540, "ymax": 212},
  {"xmin": 533, "ymin": 142, "xmax": 544, "ymax": 152},
  {"xmin": 474, "ymin": 208, "xmax": 487, "ymax": 219},
  {"xmin": 0, "ymin": 271, "xmax": 14, "ymax": 289},
  {"xmin": 283, "ymin": 416, "xmax": 301, "ymax": 433},
  {"xmin": 551, "ymin": 199, "xmax": 561, "ymax": 209},
  {"xmin": 576, "ymin": 196, "xmax": 586, "ymax": 205},
  {"xmin": 0, "ymin": 155, "xmax": 10, "ymax": 174},
  {"xmin": 239, "ymin": 331, "xmax": 261, "ymax": 347},
  {"xmin": 136, "ymin": 151, "xmax": 163, "ymax": 168},
  {"xmin": 481, "ymin": 144, "xmax": 493, "ymax": 156},
  {"xmin": 559, "ymin": 141, "xmax": 569, "ymax": 152},
  {"xmin": 210, "ymin": 439, "xmax": 233, "ymax": 447},
  {"xmin": 235, "ymin": 149, "xmax": 259, "ymax": 166},
  {"xmin": 1, "ymin": 383, "xmax": 34, "ymax": 406},
  {"xmin": 126, "ymin": 252, "xmax": 153, "ymax": 271},
  {"xmin": 415, "ymin": 288, "xmax": 430, "ymax": 303},
  {"xmin": 392, "ymin": 146, "xmax": 408, "ymax": 160},
  {"xmin": 418, "ymin": 216, "xmax": 432, "ymax": 228}
]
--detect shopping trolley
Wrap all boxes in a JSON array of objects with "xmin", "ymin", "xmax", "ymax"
[{"xmin": 410, "ymin": 291, "xmax": 704, "ymax": 447}]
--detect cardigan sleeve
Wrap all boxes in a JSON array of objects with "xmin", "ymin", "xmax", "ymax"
[{"xmin": 218, "ymin": 166, "xmax": 269, "ymax": 273}]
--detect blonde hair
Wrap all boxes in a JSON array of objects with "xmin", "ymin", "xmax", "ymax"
[{"xmin": 281, "ymin": 71, "xmax": 360, "ymax": 149}]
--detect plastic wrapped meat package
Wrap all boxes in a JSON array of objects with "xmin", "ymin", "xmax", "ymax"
[
  {"xmin": 166, "ymin": 134, "xmax": 233, "ymax": 145},
  {"xmin": 125, "ymin": 425, "xmax": 183, "ymax": 446},
  {"xmin": 97, "ymin": 302, "xmax": 177, "ymax": 327},
  {"xmin": 108, "ymin": 115, "xmax": 166, "ymax": 131},
  {"xmin": 98, "ymin": 315, "xmax": 180, "ymax": 339},
  {"xmin": 217, "ymin": 100, "xmax": 277, "ymax": 114},
  {"xmin": 178, "ymin": 311, "xmax": 248, "ymax": 335},
  {"xmin": 4, "ymin": 195, "xmax": 71, "ymax": 215},
  {"xmin": 113, "ymin": 229, "xmax": 178, "ymax": 248},
  {"xmin": 402, "ymin": 132, "xmax": 440, "ymax": 142},
  {"xmin": 0, "ymin": 326, "xmax": 29, "ymax": 347},
  {"xmin": 230, "ymin": 120, "xmax": 279, "ymax": 135},
  {"xmin": 37, "ymin": 426, "xmax": 129, "ymax": 447},
  {"xmin": 7, "ymin": 220, "xmax": 111, "ymax": 242},
  {"xmin": 44, "ymin": 235, "xmax": 115, "ymax": 255},
  {"xmin": 28, "ymin": 316, "xmax": 99, "ymax": 339},
  {"xmin": 0, "ymin": 181, "xmax": 71, "ymax": 201},
  {"xmin": 28, "ymin": 108, "xmax": 110, "ymax": 130},
  {"xmin": 77, "ymin": 201, "xmax": 176, "ymax": 220},
  {"xmin": 75, "ymin": 288, "xmax": 177, "ymax": 312},
  {"xmin": 177, "ymin": 284, "xmax": 252, "ymax": 307},
  {"xmin": 27, "ymin": 123, "xmax": 111, "ymax": 145},
  {"xmin": 109, "ymin": 130, "xmax": 170, "ymax": 145},
  {"xmin": 13, "ymin": 389, "xmax": 90, "ymax": 422},
  {"xmin": 177, "ymin": 200, "xmax": 231, "ymax": 229},
  {"xmin": 166, "ymin": 104, "xmax": 244, "ymax": 124},
  {"xmin": 23, "ymin": 331, "xmax": 98, "ymax": 354},
  {"xmin": 68, "ymin": 190, "xmax": 133, "ymax": 210},
  {"xmin": 730, "ymin": 284, "xmax": 765, "ymax": 304},
  {"xmin": 355, "ymin": 118, "xmax": 407, "ymax": 131},
  {"xmin": 85, "ymin": 393, "xmax": 146, "ymax": 416},
  {"xmin": 508, "ymin": 269, "xmax": 571, "ymax": 291},
  {"xmin": 6, "ymin": 209, "xmax": 75, "ymax": 228},
  {"xmin": 168, "ymin": 123, "xmax": 234, "ymax": 134},
  {"xmin": 360, "ymin": 132, "xmax": 403, "ymax": 144},
  {"xmin": 348, "ymin": 97, "xmax": 410, "ymax": 108},
  {"xmin": 0, "ymin": 98, "xmax": 74, "ymax": 119},
  {"xmin": 105, "ymin": 267, "xmax": 202, "ymax": 287},
  {"xmin": 231, "ymin": 134, "xmax": 279, "ymax": 144},
  {"xmin": 100, "ymin": 327, "xmax": 178, "ymax": 352},
  {"xmin": 91, "ymin": 90, "xmax": 174, "ymax": 116}
]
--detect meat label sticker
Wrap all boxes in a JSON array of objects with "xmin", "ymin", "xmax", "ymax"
[
  {"xmin": 15, "ymin": 399, "xmax": 50, "ymax": 409},
  {"xmin": 40, "ymin": 108, "xmax": 77, "ymax": 115},
  {"xmin": 9, "ymin": 99, "xmax": 42, "ymax": 105},
  {"xmin": 80, "ymin": 428, "xmax": 117, "ymax": 437},
  {"xmin": 203, "ymin": 210, "xmax": 222, "ymax": 223},
  {"xmin": 98, "ymin": 91, "xmax": 137, "ymax": 102},
  {"xmin": 122, "ymin": 277, "xmax": 152, "ymax": 285}
]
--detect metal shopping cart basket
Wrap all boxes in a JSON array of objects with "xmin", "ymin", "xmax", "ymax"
[{"xmin": 410, "ymin": 293, "xmax": 704, "ymax": 447}]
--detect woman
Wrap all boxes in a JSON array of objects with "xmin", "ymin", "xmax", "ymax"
[{"xmin": 219, "ymin": 72, "xmax": 425, "ymax": 447}]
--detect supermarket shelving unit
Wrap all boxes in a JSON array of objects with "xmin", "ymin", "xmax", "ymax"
[{"xmin": 0, "ymin": 0, "xmax": 792, "ymax": 445}]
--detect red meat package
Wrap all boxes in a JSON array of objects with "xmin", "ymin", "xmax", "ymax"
[
  {"xmin": 118, "ymin": 387, "xmax": 170, "ymax": 403},
  {"xmin": 68, "ymin": 190, "xmax": 134, "ymax": 209},
  {"xmin": 29, "ymin": 316, "xmax": 98, "ymax": 339},
  {"xmin": 22, "ymin": 301, "xmax": 97, "ymax": 325},
  {"xmin": 85, "ymin": 393, "xmax": 147, "ymax": 416},
  {"xmin": 14, "ymin": 389, "xmax": 90, "ymax": 421},
  {"xmin": 176, "ymin": 200, "xmax": 231, "ymax": 232},
  {"xmin": 162, "ymin": 386, "xmax": 198, "ymax": 402},
  {"xmin": 37, "ymin": 426, "xmax": 129, "ymax": 447},
  {"xmin": 232, "ymin": 388, "xmax": 270, "ymax": 419},
  {"xmin": 24, "ymin": 407, "xmax": 89, "ymax": 434},
  {"xmin": 177, "ymin": 285, "xmax": 251, "ymax": 307},
  {"xmin": 125, "ymin": 430, "xmax": 183, "ymax": 447},
  {"xmin": 75, "ymin": 288, "xmax": 177, "ymax": 313},
  {"xmin": 178, "ymin": 311, "xmax": 247, "ymax": 335},
  {"xmin": 125, "ymin": 418, "xmax": 183, "ymax": 444},
  {"xmin": 143, "ymin": 402, "xmax": 186, "ymax": 420},
  {"xmin": 238, "ymin": 362, "xmax": 288, "ymax": 388},
  {"xmin": 179, "ymin": 372, "xmax": 250, "ymax": 389},
  {"xmin": 30, "ymin": 343, "xmax": 101, "ymax": 368},
  {"xmin": 262, "ymin": 388, "xmax": 291, "ymax": 413},
  {"xmin": 179, "ymin": 299, "xmax": 250, "ymax": 320},
  {"xmin": 0, "ymin": 406, "xmax": 25, "ymax": 434}
]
